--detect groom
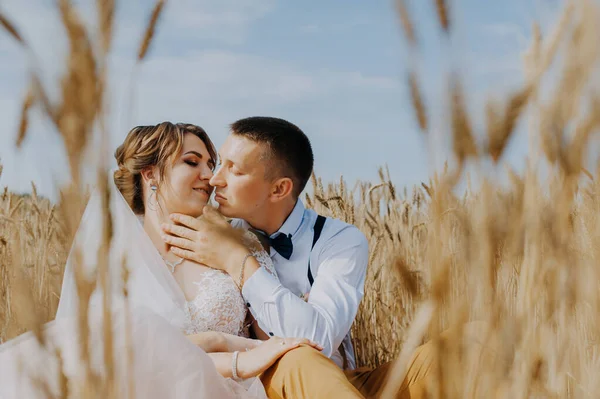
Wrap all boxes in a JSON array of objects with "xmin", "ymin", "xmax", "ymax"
[{"xmin": 162, "ymin": 117, "xmax": 437, "ymax": 398}]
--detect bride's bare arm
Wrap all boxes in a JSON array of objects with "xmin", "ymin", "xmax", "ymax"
[
  {"xmin": 208, "ymin": 337, "xmax": 324, "ymax": 379},
  {"xmin": 208, "ymin": 353, "xmax": 238, "ymax": 378},
  {"xmin": 186, "ymin": 331, "xmax": 227, "ymax": 352},
  {"xmin": 187, "ymin": 331, "xmax": 262, "ymax": 353},
  {"xmin": 220, "ymin": 332, "xmax": 263, "ymax": 352}
]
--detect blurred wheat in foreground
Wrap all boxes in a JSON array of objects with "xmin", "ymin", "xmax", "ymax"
[
  {"xmin": 0, "ymin": 183, "xmax": 68, "ymax": 342},
  {"xmin": 3, "ymin": 0, "xmax": 600, "ymax": 397}
]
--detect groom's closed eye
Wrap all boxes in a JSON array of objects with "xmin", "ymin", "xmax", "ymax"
[
  {"xmin": 232, "ymin": 167, "xmax": 244, "ymax": 176},
  {"xmin": 217, "ymin": 160, "xmax": 243, "ymax": 175}
]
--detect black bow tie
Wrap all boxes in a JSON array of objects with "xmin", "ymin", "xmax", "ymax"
[{"xmin": 269, "ymin": 233, "xmax": 294, "ymax": 260}]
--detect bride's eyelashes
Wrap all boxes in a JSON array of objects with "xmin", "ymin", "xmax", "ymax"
[{"xmin": 184, "ymin": 156, "xmax": 215, "ymax": 169}]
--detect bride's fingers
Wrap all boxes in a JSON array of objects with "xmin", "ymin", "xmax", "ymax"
[
  {"xmin": 296, "ymin": 338, "xmax": 322, "ymax": 349},
  {"xmin": 273, "ymin": 337, "xmax": 323, "ymax": 349},
  {"xmin": 288, "ymin": 338, "xmax": 323, "ymax": 351},
  {"xmin": 292, "ymin": 338, "xmax": 311, "ymax": 346},
  {"xmin": 308, "ymin": 341, "xmax": 324, "ymax": 351}
]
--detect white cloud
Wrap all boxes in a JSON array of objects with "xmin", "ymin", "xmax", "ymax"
[
  {"xmin": 0, "ymin": 0, "xmax": 401, "ymax": 201},
  {"xmin": 0, "ymin": 0, "xmax": 272, "ymax": 199},
  {"xmin": 173, "ymin": 0, "xmax": 275, "ymax": 32},
  {"xmin": 126, "ymin": 0, "xmax": 276, "ymax": 45},
  {"xmin": 298, "ymin": 19, "xmax": 371, "ymax": 36},
  {"xmin": 326, "ymin": 71, "xmax": 399, "ymax": 91},
  {"xmin": 299, "ymin": 24, "xmax": 320, "ymax": 34},
  {"xmin": 108, "ymin": 49, "xmax": 399, "ymax": 150}
]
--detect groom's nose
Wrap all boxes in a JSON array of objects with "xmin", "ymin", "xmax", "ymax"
[{"xmin": 209, "ymin": 166, "xmax": 225, "ymax": 187}]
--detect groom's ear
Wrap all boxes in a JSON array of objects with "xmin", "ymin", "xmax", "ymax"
[{"xmin": 270, "ymin": 177, "xmax": 294, "ymax": 202}]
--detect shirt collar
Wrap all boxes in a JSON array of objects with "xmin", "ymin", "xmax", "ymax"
[{"xmin": 270, "ymin": 199, "xmax": 305, "ymax": 239}]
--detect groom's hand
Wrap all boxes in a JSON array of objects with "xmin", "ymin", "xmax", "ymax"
[{"xmin": 161, "ymin": 207, "xmax": 250, "ymax": 274}]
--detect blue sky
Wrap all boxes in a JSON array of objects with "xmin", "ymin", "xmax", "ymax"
[{"xmin": 0, "ymin": 0, "xmax": 561, "ymax": 201}]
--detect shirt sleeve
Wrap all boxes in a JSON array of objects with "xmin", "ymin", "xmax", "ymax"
[{"xmin": 241, "ymin": 225, "xmax": 368, "ymax": 358}]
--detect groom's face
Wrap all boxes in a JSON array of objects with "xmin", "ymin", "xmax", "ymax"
[{"xmin": 210, "ymin": 135, "xmax": 272, "ymax": 219}]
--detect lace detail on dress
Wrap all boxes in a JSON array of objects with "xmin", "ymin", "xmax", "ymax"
[
  {"xmin": 182, "ymin": 234, "xmax": 277, "ymax": 337},
  {"xmin": 243, "ymin": 231, "xmax": 277, "ymax": 278},
  {"xmin": 183, "ymin": 270, "xmax": 247, "ymax": 336}
]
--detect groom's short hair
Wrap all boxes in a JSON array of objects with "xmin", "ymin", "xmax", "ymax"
[{"xmin": 230, "ymin": 116, "xmax": 314, "ymax": 198}]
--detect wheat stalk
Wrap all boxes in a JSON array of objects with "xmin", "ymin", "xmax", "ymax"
[
  {"xmin": 15, "ymin": 84, "xmax": 35, "ymax": 148},
  {"xmin": 2, "ymin": 1, "xmax": 600, "ymax": 398},
  {"xmin": 395, "ymin": 0, "xmax": 416, "ymax": 47},
  {"xmin": 0, "ymin": 12, "xmax": 24, "ymax": 44},
  {"xmin": 408, "ymin": 71, "xmax": 428, "ymax": 132},
  {"xmin": 434, "ymin": 0, "xmax": 450, "ymax": 33},
  {"xmin": 138, "ymin": 0, "xmax": 166, "ymax": 61}
]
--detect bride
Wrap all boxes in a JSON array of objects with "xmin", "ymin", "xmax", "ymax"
[{"xmin": 0, "ymin": 122, "xmax": 320, "ymax": 398}]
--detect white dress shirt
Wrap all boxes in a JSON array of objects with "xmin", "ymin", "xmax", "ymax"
[{"xmin": 233, "ymin": 200, "xmax": 369, "ymax": 369}]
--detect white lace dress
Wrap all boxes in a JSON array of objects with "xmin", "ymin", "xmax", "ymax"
[
  {"xmin": 181, "ymin": 233, "xmax": 277, "ymax": 337},
  {"xmin": 0, "ymin": 233, "xmax": 275, "ymax": 399},
  {"xmin": 0, "ymin": 185, "xmax": 274, "ymax": 398}
]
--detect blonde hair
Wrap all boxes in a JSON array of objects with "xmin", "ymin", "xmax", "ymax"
[{"xmin": 114, "ymin": 122, "xmax": 216, "ymax": 214}]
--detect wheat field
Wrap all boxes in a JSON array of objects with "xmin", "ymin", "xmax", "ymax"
[{"xmin": 2, "ymin": 0, "xmax": 600, "ymax": 397}]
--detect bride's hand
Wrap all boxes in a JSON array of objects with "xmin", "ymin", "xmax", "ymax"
[
  {"xmin": 220, "ymin": 333, "xmax": 263, "ymax": 352},
  {"xmin": 236, "ymin": 337, "xmax": 323, "ymax": 379}
]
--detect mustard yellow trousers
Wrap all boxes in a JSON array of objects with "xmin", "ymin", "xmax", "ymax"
[{"xmin": 260, "ymin": 322, "xmax": 493, "ymax": 399}]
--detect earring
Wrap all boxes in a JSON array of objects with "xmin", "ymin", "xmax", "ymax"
[{"xmin": 147, "ymin": 183, "xmax": 158, "ymax": 211}]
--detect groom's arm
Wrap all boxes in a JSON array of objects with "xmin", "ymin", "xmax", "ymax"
[
  {"xmin": 161, "ymin": 212, "xmax": 368, "ymax": 357},
  {"xmin": 241, "ymin": 226, "xmax": 368, "ymax": 358}
]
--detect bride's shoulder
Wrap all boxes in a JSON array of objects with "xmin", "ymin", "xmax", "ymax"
[
  {"xmin": 241, "ymin": 230, "xmax": 265, "ymax": 254},
  {"xmin": 226, "ymin": 219, "xmax": 277, "ymax": 278},
  {"xmin": 229, "ymin": 218, "xmax": 246, "ymax": 229},
  {"xmin": 240, "ymin": 232, "xmax": 278, "ymax": 279}
]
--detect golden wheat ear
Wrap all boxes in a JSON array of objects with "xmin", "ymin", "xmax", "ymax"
[
  {"xmin": 137, "ymin": 0, "xmax": 166, "ymax": 61},
  {"xmin": 0, "ymin": 12, "xmax": 25, "ymax": 44}
]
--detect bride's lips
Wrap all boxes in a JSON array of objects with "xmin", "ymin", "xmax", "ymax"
[
  {"xmin": 214, "ymin": 193, "xmax": 226, "ymax": 203},
  {"xmin": 192, "ymin": 187, "xmax": 211, "ymax": 197}
]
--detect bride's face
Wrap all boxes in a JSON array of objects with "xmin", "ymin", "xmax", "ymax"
[{"xmin": 153, "ymin": 133, "xmax": 215, "ymax": 218}]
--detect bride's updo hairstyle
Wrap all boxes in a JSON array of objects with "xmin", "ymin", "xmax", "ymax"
[{"xmin": 114, "ymin": 122, "xmax": 217, "ymax": 215}]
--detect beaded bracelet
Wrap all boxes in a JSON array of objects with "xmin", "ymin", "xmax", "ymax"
[{"xmin": 232, "ymin": 350, "xmax": 241, "ymax": 381}]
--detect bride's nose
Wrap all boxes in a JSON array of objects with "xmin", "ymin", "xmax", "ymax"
[{"xmin": 199, "ymin": 163, "xmax": 214, "ymax": 181}]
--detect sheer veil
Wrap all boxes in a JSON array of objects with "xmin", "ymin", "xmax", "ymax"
[
  {"xmin": 55, "ymin": 175, "xmax": 187, "ymax": 326},
  {"xmin": 0, "ymin": 176, "xmax": 266, "ymax": 398}
]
